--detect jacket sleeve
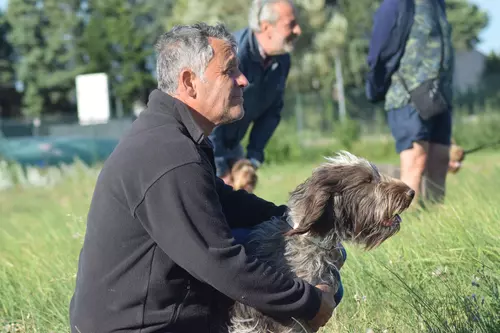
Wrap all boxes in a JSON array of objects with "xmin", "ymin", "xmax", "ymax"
[
  {"xmin": 134, "ymin": 161, "xmax": 322, "ymax": 321},
  {"xmin": 215, "ymin": 176, "xmax": 288, "ymax": 228},
  {"xmin": 367, "ymin": 0, "xmax": 400, "ymax": 67},
  {"xmin": 246, "ymin": 58, "xmax": 291, "ymax": 164},
  {"xmin": 246, "ymin": 96, "xmax": 283, "ymax": 164}
]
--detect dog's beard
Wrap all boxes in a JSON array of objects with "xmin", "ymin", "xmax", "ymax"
[
  {"xmin": 347, "ymin": 184, "xmax": 413, "ymax": 250},
  {"xmin": 285, "ymin": 151, "xmax": 415, "ymax": 251},
  {"xmin": 355, "ymin": 217, "xmax": 401, "ymax": 250}
]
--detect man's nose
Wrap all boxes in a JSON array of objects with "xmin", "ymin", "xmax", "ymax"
[
  {"xmin": 235, "ymin": 73, "xmax": 249, "ymax": 88},
  {"xmin": 293, "ymin": 24, "xmax": 302, "ymax": 36}
]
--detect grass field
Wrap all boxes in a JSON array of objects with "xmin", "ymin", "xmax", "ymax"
[{"xmin": 1, "ymin": 150, "xmax": 499, "ymax": 333}]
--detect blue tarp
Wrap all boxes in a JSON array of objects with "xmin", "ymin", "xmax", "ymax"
[{"xmin": 0, "ymin": 136, "xmax": 119, "ymax": 167}]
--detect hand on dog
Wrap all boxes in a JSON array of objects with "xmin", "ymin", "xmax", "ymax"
[{"xmin": 308, "ymin": 284, "xmax": 336, "ymax": 332}]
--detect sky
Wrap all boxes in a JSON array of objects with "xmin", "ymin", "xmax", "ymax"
[
  {"xmin": 469, "ymin": 0, "xmax": 500, "ymax": 54},
  {"xmin": 0, "ymin": 0, "xmax": 498, "ymax": 54}
]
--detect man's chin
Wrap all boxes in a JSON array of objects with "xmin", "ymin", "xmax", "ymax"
[
  {"xmin": 283, "ymin": 43, "xmax": 295, "ymax": 54},
  {"xmin": 221, "ymin": 107, "xmax": 245, "ymax": 125}
]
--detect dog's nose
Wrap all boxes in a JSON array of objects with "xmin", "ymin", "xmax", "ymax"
[{"xmin": 406, "ymin": 189, "xmax": 415, "ymax": 199}]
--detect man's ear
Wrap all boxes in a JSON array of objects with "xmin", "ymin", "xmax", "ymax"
[
  {"xmin": 179, "ymin": 69, "xmax": 197, "ymax": 98},
  {"xmin": 260, "ymin": 21, "xmax": 273, "ymax": 37}
]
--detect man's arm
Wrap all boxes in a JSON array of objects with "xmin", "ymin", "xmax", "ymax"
[
  {"xmin": 366, "ymin": 0, "xmax": 400, "ymax": 67},
  {"xmin": 246, "ymin": 95, "xmax": 283, "ymax": 164},
  {"xmin": 215, "ymin": 176, "xmax": 287, "ymax": 228},
  {"xmin": 134, "ymin": 161, "xmax": 322, "ymax": 321},
  {"xmin": 246, "ymin": 58, "xmax": 291, "ymax": 164}
]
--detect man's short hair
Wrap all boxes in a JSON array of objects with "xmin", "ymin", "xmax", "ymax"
[
  {"xmin": 155, "ymin": 22, "xmax": 237, "ymax": 94},
  {"xmin": 248, "ymin": 0, "xmax": 295, "ymax": 32}
]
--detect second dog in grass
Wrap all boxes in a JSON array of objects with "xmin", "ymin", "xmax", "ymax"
[{"xmin": 229, "ymin": 159, "xmax": 258, "ymax": 193}]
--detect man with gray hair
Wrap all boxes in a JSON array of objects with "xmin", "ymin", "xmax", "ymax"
[
  {"xmin": 69, "ymin": 22, "xmax": 335, "ymax": 333},
  {"xmin": 209, "ymin": 0, "xmax": 302, "ymax": 185}
]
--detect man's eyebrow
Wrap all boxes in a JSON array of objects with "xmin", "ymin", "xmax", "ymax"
[{"xmin": 224, "ymin": 56, "xmax": 238, "ymax": 69}]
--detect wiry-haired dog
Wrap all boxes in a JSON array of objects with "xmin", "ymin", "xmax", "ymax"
[{"xmin": 228, "ymin": 151, "xmax": 415, "ymax": 333}]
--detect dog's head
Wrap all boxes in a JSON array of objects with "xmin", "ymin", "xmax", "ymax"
[
  {"xmin": 231, "ymin": 159, "xmax": 258, "ymax": 193},
  {"xmin": 285, "ymin": 151, "xmax": 414, "ymax": 249}
]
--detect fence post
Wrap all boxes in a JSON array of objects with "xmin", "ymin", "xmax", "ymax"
[
  {"xmin": 295, "ymin": 93, "xmax": 304, "ymax": 146},
  {"xmin": 335, "ymin": 54, "xmax": 346, "ymax": 122}
]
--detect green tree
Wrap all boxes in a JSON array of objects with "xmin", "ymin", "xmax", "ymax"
[
  {"xmin": 0, "ymin": 10, "xmax": 15, "ymax": 89},
  {"xmin": 80, "ymin": 0, "xmax": 172, "ymax": 113},
  {"xmin": 5, "ymin": 0, "xmax": 86, "ymax": 118},
  {"xmin": 165, "ymin": 0, "xmax": 249, "ymax": 32},
  {"xmin": 478, "ymin": 52, "xmax": 500, "ymax": 109},
  {"xmin": 285, "ymin": 0, "xmax": 348, "ymax": 127},
  {"xmin": 445, "ymin": 0, "xmax": 489, "ymax": 51},
  {"xmin": 287, "ymin": 0, "xmax": 347, "ymax": 92}
]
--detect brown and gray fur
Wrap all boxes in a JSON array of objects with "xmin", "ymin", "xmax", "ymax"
[{"xmin": 228, "ymin": 151, "xmax": 415, "ymax": 333}]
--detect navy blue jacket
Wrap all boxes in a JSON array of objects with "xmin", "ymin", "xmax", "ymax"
[
  {"xmin": 209, "ymin": 27, "xmax": 291, "ymax": 164},
  {"xmin": 365, "ymin": 0, "xmax": 414, "ymax": 103}
]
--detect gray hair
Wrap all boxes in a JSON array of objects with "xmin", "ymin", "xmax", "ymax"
[
  {"xmin": 248, "ymin": 0, "xmax": 295, "ymax": 32},
  {"xmin": 155, "ymin": 22, "xmax": 237, "ymax": 94}
]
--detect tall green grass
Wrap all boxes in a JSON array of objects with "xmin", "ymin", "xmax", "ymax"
[{"xmin": 1, "ymin": 151, "xmax": 499, "ymax": 333}]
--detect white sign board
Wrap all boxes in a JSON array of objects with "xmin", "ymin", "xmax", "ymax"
[{"xmin": 75, "ymin": 73, "xmax": 111, "ymax": 125}]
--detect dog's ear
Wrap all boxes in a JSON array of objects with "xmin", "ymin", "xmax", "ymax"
[
  {"xmin": 285, "ymin": 161, "xmax": 374, "ymax": 237},
  {"xmin": 285, "ymin": 166, "xmax": 346, "ymax": 237}
]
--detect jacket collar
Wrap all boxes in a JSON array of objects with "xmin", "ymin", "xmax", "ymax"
[
  {"xmin": 247, "ymin": 29, "xmax": 277, "ymax": 67},
  {"xmin": 147, "ymin": 89, "xmax": 205, "ymax": 144}
]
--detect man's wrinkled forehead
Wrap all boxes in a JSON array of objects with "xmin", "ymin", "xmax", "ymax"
[
  {"xmin": 208, "ymin": 37, "xmax": 237, "ymax": 63},
  {"xmin": 210, "ymin": 37, "xmax": 237, "ymax": 53}
]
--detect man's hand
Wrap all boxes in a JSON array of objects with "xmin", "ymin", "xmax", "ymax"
[
  {"xmin": 307, "ymin": 284, "xmax": 336, "ymax": 332},
  {"xmin": 448, "ymin": 160, "xmax": 462, "ymax": 174},
  {"xmin": 220, "ymin": 172, "xmax": 233, "ymax": 186}
]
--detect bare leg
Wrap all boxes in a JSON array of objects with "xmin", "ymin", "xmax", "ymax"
[
  {"xmin": 399, "ymin": 141, "xmax": 428, "ymax": 203},
  {"xmin": 424, "ymin": 142, "xmax": 450, "ymax": 203}
]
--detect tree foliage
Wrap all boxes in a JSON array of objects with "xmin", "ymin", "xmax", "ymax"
[
  {"xmin": 445, "ymin": 0, "xmax": 489, "ymax": 51},
  {"xmin": 0, "ymin": 0, "xmax": 494, "ymax": 118},
  {"xmin": 0, "ymin": 10, "xmax": 15, "ymax": 88},
  {"xmin": 5, "ymin": 0, "xmax": 87, "ymax": 117},
  {"xmin": 80, "ymin": 0, "xmax": 171, "ymax": 109}
]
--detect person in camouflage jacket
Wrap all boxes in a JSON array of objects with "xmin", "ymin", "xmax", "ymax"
[{"xmin": 371, "ymin": 0, "xmax": 454, "ymax": 204}]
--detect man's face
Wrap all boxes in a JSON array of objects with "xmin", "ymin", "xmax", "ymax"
[
  {"xmin": 195, "ymin": 38, "xmax": 248, "ymax": 126},
  {"xmin": 265, "ymin": 1, "xmax": 302, "ymax": 55}
]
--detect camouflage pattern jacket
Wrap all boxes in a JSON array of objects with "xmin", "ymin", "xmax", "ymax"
[{"xmin": 384, "ymin": 0, "xmax": 454, "ymax": 111}]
